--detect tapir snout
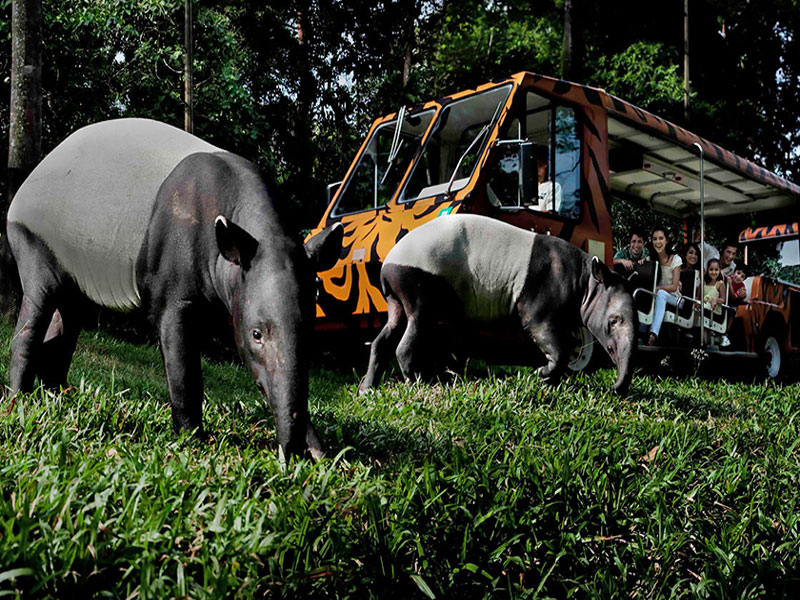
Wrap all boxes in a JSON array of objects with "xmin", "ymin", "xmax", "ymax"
[
  {"xmin": 582, "ymin": 257, "xmax": 638, "ymax": 396},
  {"xmin": 219, "ymin": 218, "xmax": 343, "ymax": 459}
]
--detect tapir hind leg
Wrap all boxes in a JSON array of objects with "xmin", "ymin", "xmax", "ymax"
[
  {"xmin": 359, "ymin": 295, "xmax": 406, "ymax": 393},
  {"xmin": 38, "ymin": 305, "xmax": 82, "ymax": 390},
  {"xmin": 8, "ymin": 223, "xmax": 69, "ymax": 392},
  {"xmin": 395, "ymin": 293, "xmax": 439, "ymax": 383},
  {"xmin": 10, "ymin": 295, "xmax": 58, "ymax": 392},
  {"xmin": 388, "ymin": 264, "xmax": 458, "ymax": 383}
]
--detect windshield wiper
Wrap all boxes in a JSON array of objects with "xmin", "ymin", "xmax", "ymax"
[
  {"xmin": 380, "ymin": 106, "xmax": 406, "ymax": 186},
  {"xmin": 446, "ymin": 100, "xmax": 504, "ymax": 198}
]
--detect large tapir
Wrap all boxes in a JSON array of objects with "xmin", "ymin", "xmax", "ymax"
[
  {"xmin": 359, "ymin": 214, "xmax": 637, "ymax": 394},
  {"xmin": 6, "ymin": 118, "xmax": 343, "ymax": 458}
]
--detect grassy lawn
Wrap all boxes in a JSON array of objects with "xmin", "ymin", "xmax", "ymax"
[{"xmin": 1, "ymin": 318, "xmax": 799, "ymax": 598}]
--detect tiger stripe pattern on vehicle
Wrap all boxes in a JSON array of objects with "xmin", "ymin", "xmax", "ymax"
[{"xmin": 739, "ymin": 222, "xmax": 799, "ymax": 243}]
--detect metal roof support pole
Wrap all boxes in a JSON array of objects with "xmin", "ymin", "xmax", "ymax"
[{"xmin": 694, "ymin": 142, "xmax": 705, "ymax": 348}]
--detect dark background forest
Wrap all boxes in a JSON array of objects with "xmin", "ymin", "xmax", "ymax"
[{"xmin": 2, "ymin": 0, "xmax": 799, "ymax": 230}]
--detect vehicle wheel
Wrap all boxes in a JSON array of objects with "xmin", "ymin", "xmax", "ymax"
[
  {"xmin": 763, "ymin": 333, "xmax": 786, "ymax": 380},
  {"xmin": 568, "ymin": 326, "xmax": 596, "ymax": 373}
]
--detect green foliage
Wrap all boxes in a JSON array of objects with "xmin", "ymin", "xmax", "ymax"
[
  {"xmin": 1, "ymin": 320, "xmax": 799, "ymax": 597},
  {"xmin": 417, "ymin": 2, "xmax": 561, "ymax": 95},
  {"xmin": 756, "ymin": 259, "xmax": 800, "ymax": 286},
  {"xmin": 592, "ymin": 42, "xmax": 684, "ymax": 111},
  {"xmin": 2, "ymin": 0, "xmax": 800, "ymax": 228}
]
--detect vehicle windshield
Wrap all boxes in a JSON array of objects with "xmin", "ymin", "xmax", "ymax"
[
  {"xmin": 332, "ymin": 108, "xmax": 436, "ymax": 216},
  {"xmin": 401, "ymin": 84, "xmax": 513, "ymax": 202}
]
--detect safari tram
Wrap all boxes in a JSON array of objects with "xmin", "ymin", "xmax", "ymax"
[{"xmin": 306, "ymin": 71, "xmax": 800, "ymax": 380}]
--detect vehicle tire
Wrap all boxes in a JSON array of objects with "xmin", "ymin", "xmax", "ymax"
[
  {"xmin": 762, "ymin": 331, "xmax": 786, "ymax": 381},
  {"xmin": 568, "ymin": 326, "xmax": 596, "ymax": 373}
]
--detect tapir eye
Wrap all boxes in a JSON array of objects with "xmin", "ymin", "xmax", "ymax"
[{"xmin": 251, "ymin": 329, "xmax": 263, "ymax": 343}]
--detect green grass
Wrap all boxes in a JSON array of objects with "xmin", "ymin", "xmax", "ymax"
[{"xmin": 1, "ymin": 319, "xmax": 799, "ymax": 598}]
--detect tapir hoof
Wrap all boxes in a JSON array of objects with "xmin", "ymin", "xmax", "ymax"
[
  {"xmin": 307, "ymin": 445, "xmax": 325, "ymax": 461},
  {"xmin": 357, "ymin": 379, "xmax": 375, "ymax": 395},
  {"xmin": 305, "ymin": 426, "xmax": 325, "ymax": 462},
  {"xmin": 613, "ymin": 378, "xmax": 632, "ymax": 396}
]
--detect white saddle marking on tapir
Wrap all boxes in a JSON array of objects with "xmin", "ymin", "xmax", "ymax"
[
  {"xmin": 8, "ymin": 119, "xmax": 225, "ymax": 311},
  {"xmin": 385, "ymin": 214, "xmax": 536, "ymax": 321}
]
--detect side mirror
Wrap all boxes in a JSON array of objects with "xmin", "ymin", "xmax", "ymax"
[
  {"xmin": 326, "ymin": 180, "xmax": 343, "ymax": 205},
  {"xmin": 519, "ymin": 142, "xmax": 538, "ymax": 206},
  {"xmin": 488, "ymin": 141, "xmax": 539, "ymax": 208}
]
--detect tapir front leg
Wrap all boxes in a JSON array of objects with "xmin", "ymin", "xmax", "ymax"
[
  {"xmin": 518, "ymin": 303, "xmax": 573, "ymax": 385},
  {"xmin": 157, "ymin": 307, "xmax": 204, "ymax": 435}
]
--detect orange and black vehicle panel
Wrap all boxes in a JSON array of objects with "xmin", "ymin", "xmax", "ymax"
[
  {"xmin": 735, "ymin": 223, "xmax": 800, "ymax": 359},
  {"xmin": 739, "ymin": 222, "xmax": 800, "ymax": 243},
  {"xmin": 735, "ymin": 276, "xmax": 798, "ymax": 354},
  {"xmin": 307, "ymin": 72, "xmax": 627, "ymax": 331}
]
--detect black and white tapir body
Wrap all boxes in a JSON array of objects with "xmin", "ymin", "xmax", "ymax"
[
  {"xmin": 359, "ymin": 214, "xmax": 636, "ymax": 394},
  {"xmin": 7, "ymin": 118, "xmax": 342, "ymax": 458}
]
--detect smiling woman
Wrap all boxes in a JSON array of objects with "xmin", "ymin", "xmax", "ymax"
[{"xmin": 647, "ymin": 227, "xmax": 682, "ymax": 345}]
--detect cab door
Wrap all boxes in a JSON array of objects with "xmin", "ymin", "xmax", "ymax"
[{"xmin": 314, "ymin": 108, "xmax": 437, "ymax": 326}]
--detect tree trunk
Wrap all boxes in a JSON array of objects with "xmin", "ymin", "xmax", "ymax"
[
  {"xmin": 3, "ymin": 0, "xmax": 42, "ymax": 318},
  {"xmin": 184, "ymin": 0, "xmax": 193, "ymax": 133},
  {"xmin": 296, "ymin": 4, "xmax": 313, "ymax": 148},
  {"xmin": 683, "ymin": 0, "xmax": 690, "ymax": 122},
  {"xmin": 294, "ymin": 3, "xmax": 319, "ymax": 219},
  {"xmin": 402, "ymin": 42, "xmax": 411, "ymax": 88},
  {"xmin": 560, "ymin": 0, "xmax": 582, "ymax": 81}
]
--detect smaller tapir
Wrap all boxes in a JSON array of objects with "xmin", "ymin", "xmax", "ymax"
[
  {"xmin": 7, "ymin": 118, "xmax": 343, "ymax": 458},
  {"xmin": 359, "ymin": 214, "xmax": 637, "ymax": 394}
]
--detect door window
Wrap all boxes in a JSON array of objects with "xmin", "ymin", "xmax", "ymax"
[
  {"xmin": 488, "ymin": 92, "xmax": 582, "ymax": 220},
  {"xmin": 400, "ymin": 84, "xmax": 513, "ymax": 202},
  {"xmin": 332, "ymin": 108, "xmax": 435, "ymax": 216}
]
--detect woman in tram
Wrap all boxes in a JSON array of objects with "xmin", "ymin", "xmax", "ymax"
[
  {"xmin": 647, "ymin": 227, "xmax": 683, "ymax": 346},
  {"xmin": 681, "ymin": 242, "xmax": 701, "ymax": 273}
]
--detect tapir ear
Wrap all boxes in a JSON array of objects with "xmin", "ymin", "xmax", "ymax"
[
  {"xmin": 305, "ymin": 222, "xmax": 343, "ymax": 272},
  {"xmin": 591, "ymin": 256, "xmax": 606, "ymax": 283},
  {"xmin": 215, "ymin": 216, "xmax": 259, "ymax": 270}
]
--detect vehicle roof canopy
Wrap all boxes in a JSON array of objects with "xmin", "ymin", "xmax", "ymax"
[{"xmin": 513, "ymin": 72, "xmax": 800, "ymax": 220}]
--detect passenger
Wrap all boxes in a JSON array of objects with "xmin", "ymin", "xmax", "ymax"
[
  {"xmin": 718, "ymin": 240, "xmax": 739, "ymax": 279},
  {"xmin": 729, "ymin": 264, "xmax": 750, "ymax": 306},
  {"xmin": 646, "ymin": 227, "xmax": 682, "ymax": 346},
  {"xmin": 681, "ymin": 242, "xmax": 701, "ymax": 272},
  {"xmin": 693, "ymin": 229, "xmax": 720, "ymax": 267},
  {"xmin": 680, "ymin": 242, "xmax": 702, "ymax": 309},
  {"xmin": 613, "ymin": 227, "xmax": 650, "ymax": 274},
  {"xmin": 704, "ymin": 258, "xmax": 732, "ymax": 347},
  {"xmin": 703, "ymin": 258, "xmax": 726, "ymax": 316},
  {"xmin": 722, "ymin": 264, "xmax": 750, "ymax": 346}
]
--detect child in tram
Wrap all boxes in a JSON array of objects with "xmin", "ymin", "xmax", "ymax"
[
  {"xmin": 703, "ymin": 259, "xmax": 726, "ymax": 315},
  {"xmin": 718, "ymin": 264, "xmax": 751, "ymax": 347},
  {"xmin": 729, "ymin": 264, "xmax": 750, "ymax": 306},
  {"xmin": 703, "ymin": 258, "xmax": 729, "ymax": 346}
]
